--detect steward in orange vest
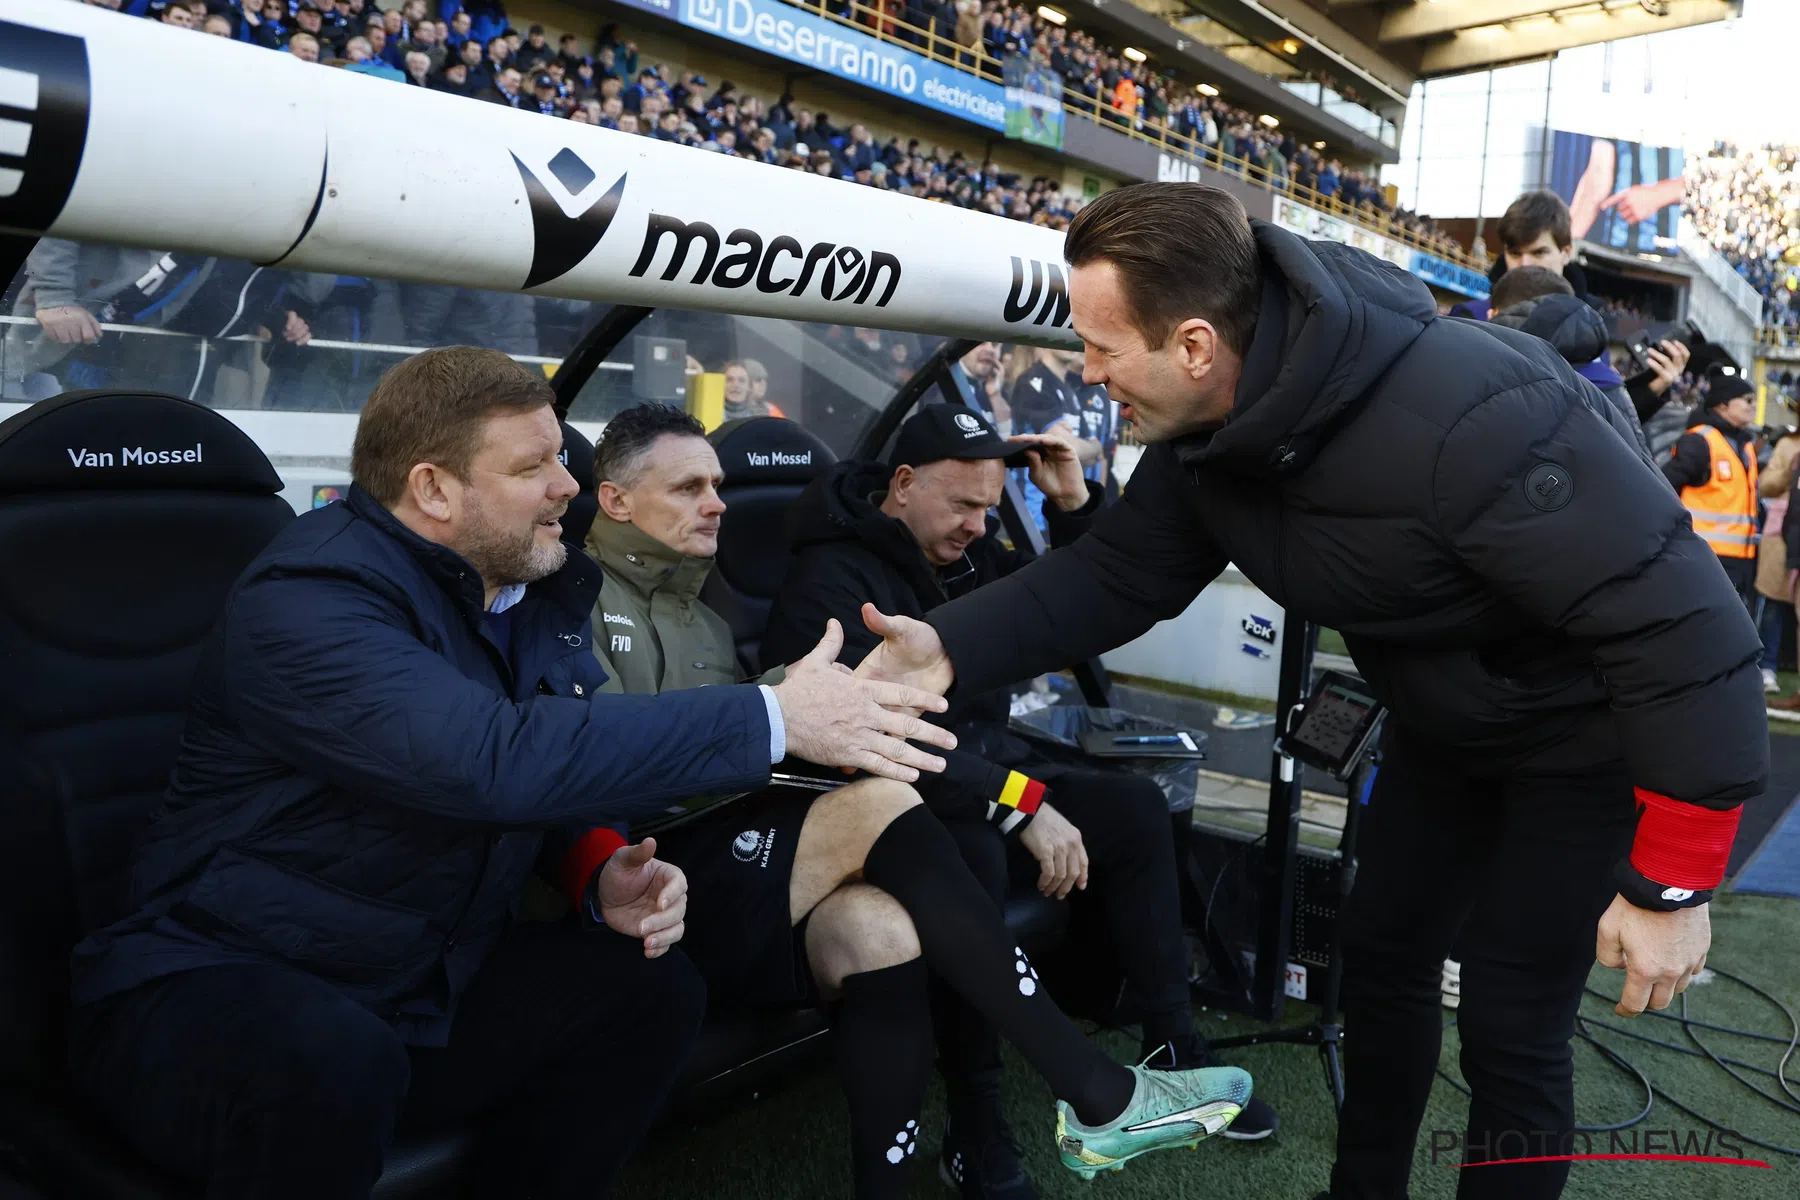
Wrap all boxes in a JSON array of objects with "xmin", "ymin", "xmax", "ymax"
[{"xmin": 1663, "ymin": 375, "xmax": 1759, "ymax": 601}]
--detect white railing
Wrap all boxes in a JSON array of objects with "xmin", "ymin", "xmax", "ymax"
[{"xmin": 1677, "ymin": 221, "xmax": 1765, "ymax": 328}]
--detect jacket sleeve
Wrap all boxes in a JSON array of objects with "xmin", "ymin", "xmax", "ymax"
[
  {"xmin": 763, "ymin": 555, "xmax": 892, "ymax": 671},
  {"xmin": 1760, "ymin": 437, "xmax": 1800, "ymax": 498},
  {"xmin": 224, "ymin": 569, "xmax": 774, "ymax": 830},
  {"xmin": 927, "ymin": 443, "xmax": 1227, "ymax": 699},
  {"xmin": 1661, "ymin": 431, "xmax": 1711, "ymax": 492},
  {"xmin": 23, "ymin": 239, "xmax": 82, "ymax": 310},
  {"xmin": 1434, "ymin": 376, "xmax": 1766, "ymax": 901}
]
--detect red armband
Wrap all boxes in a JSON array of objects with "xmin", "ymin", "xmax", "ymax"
[
  {"xmin": 1628, "ymin": 788, "xmax": 1740, "ymax": 892},
  {"xmin": 562, "ymin": 827, "xmax": 628, "ymax": 908}
]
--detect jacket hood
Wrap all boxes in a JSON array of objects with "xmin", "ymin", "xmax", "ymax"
[
  {"xmin": 1174, "ymin": 220, "xmax": 1438, "ymax": 477},
  {"xmin": 1490, "ymin": 293, "xmax": 1612, "ymax": 375},
  {"xmin": 791, "ymin": 460, "xmax": 942, "ymax": 597}
]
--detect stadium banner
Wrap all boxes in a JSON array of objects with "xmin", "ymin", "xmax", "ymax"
[
  {"xmin": 614, "ymin": 0, "xmax": 1008, "ymax": 133},
  {"xmin": 1549, "ymin": 130, "xmax": 1685, "ymax": 257},
  {"xmin": 1, "ymin": 1, "xmax": 1077, "ymax": 349},
  {"xmin": 1002, "ymin": 55, "xmax": 1065, "ymax": 151},
  {"xmin": 1270, "ymin": 198, "xmax": 1488, "ymax": 300}
]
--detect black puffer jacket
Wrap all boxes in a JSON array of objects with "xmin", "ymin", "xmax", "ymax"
[
  {"xmin": 763, "ymin": 459, "xmax": 1098, "ymax": 755},
  {"xmin": 927, "ymin": 222, "xmax": 1765, "ymax": 856},
  {"xmin": 1485, "ymin": 292, "xmax": 1651, "ymax": 457}
]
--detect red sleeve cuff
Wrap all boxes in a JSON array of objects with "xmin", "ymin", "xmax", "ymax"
[
  {"xmin": 1628, "ymin": 788, "xmax": 1740, "ymax": 892},
  {"xmin": 562, "ymin": 828, "xmax": 628, "ymax": 908}
]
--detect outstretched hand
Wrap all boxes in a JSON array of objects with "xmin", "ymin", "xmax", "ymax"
[
  {"xmin": 853, "ymin": 604, "xmax": 955, "ymax": 698},
  {"xmin": 597, "ymin": 838, "xmax": 687, "ymax": 959},
  {"xmin": 772, "ymin": 619, "xmax": 956, "ymax": 782}
]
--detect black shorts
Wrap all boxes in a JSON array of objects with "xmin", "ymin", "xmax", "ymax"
[{"xmin": 655, "ymin": 787, "xmax": 818, "ymax": 1011}]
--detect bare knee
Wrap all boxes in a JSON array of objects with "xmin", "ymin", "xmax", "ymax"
[
  {"xmin": 815, "ymin": 776, "xmax": 922, "ymax": 832},
  {"xmin": 805, "ymin": 883, "xmax": 921, "ymax": 992}
]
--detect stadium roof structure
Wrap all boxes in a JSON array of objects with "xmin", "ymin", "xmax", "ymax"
[{"xmin": 1185, "ymin": 0, "xmax": 1742, "ymax": 84}]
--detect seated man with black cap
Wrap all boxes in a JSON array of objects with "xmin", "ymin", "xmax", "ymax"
[
  {"xmin": 763, "ymin": 403, "xmax": 1281, "ymax": 1199},
  {"xmin": 551, "ymin": 404, "xmax": 1256, "ymax": 1200}
]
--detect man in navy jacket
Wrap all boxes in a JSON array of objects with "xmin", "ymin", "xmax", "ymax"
[{"xmin": 65, "ymin": 347, "xmax": 955, "ymax": 1199}]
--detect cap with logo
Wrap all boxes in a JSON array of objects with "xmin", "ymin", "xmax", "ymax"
[
  {"xmin": 888, "ymin": 404, "xmax": 1014, "ymax": 470},
  {"xmin": 535, "ymin": 72, "xmax": 555, "ymax": 88}
]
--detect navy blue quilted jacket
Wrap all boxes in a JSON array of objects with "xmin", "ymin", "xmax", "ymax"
[{"xmin": 70, "ymin": 485, "xmax": 773, "ymax": 1044}]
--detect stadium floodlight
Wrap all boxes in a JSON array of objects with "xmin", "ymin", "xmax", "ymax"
[
  {"xmin": 1122, "ymin": 46, "xmax": 1147, "ymax": 63},
  {"xmin": 1281, "ymin": 40, "xmax": 1300, "ymax": 55},
  {"xmin": 0, "ymin": 0, "xmax": 1083, "ymax": 350},
  {"xmin": 1036, "ymin": 6, "xmax": 1067, "ymax": 25},
  {"xmin": 1259, "ymin": 114, "xmax": 1280, "ymax": 128},
  {"xmin": 1313, "ymin": 141, "xmax": 1327, "ymax": 150},
  {"xmin": 1721, "ymin": 366, "xmax": 1738, "ymax": 376},
  {"xmin": 1198, "ymin": 83, "xmax": 1220, "ymax": 97}
]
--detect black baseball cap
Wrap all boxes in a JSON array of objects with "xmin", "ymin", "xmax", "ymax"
[
  {"xmin": 889, "ymin": 404, "xmax": 1018, "ymax": 470},
  {"xmin": 534, "ymin": 72, "xmax": 555, "ymax": 88}
]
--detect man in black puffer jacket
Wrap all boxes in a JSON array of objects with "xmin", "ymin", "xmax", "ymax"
[{"xmin": 855, "ymin": 184, "xmax": 1767, "ymax": 1200}]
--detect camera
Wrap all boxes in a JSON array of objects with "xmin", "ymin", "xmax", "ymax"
[{"xmin": 1625, "ymin": 318, "xmax": 1705, "ymax": 378}]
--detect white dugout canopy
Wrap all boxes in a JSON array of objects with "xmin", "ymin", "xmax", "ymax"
[{"xmin": 0, "ymin": 0, "xmax": 1083, "ymax": 350}]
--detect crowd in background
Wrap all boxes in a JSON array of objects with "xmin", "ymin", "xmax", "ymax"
[
  {"xmin": 843, "ymin": 0, "xmax": 1463, "ymax": 260},
  {"xmin": 1687, "ymin": 142, "xmax": 1800, "ymax": 330}
]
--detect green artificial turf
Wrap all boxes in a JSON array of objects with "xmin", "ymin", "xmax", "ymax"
[{"xmin": 615, "ymin": 891, "xmax": 1800, "ymax": 1198}]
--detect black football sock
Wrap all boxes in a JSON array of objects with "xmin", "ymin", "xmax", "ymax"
[
  {"xmin": 830, "ymin": 959, "xmax": 934, "ymax": 1200},
  {"xmin": 860, "ymin": 806, "xmax": 1135, "ymax": 1126}
]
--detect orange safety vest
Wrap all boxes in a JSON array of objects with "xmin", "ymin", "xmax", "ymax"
[{"xmin": 1677, "ymin": 424, "xmax": 1758, "ymax": 559}]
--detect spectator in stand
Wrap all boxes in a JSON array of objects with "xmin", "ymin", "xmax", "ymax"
[
  {"xmin": 434, "ymin": 57, "xmax": 472, "ymax": 94},
  {"xmin": 344, "ymin": 37, "xmax": 403, "ymax": 80},
  {"xmin": 479, "ymin": 66, "xmax": 524, "ymax": 108},
  {"xmin": 516, "ymin": 24, "xmax": 555, "ymax": 72},
  {"xmin": 156, "ymin": 2, "xmax": 194, "ymax": 29},
  {"xmin": 445, "ymin": 7, "xmax": 473, "ymax": 49},
  {"xmin": 403, "ymin": 50, "xmax": 433, "ymax": 87},
  {"xmin": 459, "ymin": 37, "xmax": 489, "ymax": 89},
  {"xmin": 405, "ymin": 18, "xmax": 445, "ymax": 71},
  {"xmin": 202, "ymin": 12, "xmax": 232, "ymax": 36},
  {"xmin": 287, "ymin": 31, "xmax": 320, "ymax": 62},
  {"xmin": 294, "ymin": 5, "xmax": 344, "ymax": 59},
  {"xmin": 530, "ymin": 73, "xmax": 564, "ymax": 117}
]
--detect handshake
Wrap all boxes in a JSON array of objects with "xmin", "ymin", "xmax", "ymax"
[{"xmin": 768, "ymin": 604, "xmax": 958, "ymax": 781}]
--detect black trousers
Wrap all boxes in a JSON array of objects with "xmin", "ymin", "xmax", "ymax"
[
  {"xmin": 1330, "ymin": 728, "xmax": 1638, "ymax": 1200},
  {"xmin": 936, "ymin": 769, "xmax": 1189, "ymax": 1098},
  {"xmin": 66, "ymin": 922, "xmax": 707, "ymax": 1200}
]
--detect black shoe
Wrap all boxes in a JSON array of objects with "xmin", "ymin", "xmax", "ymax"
[
  {"xmin": 1141, "ymin": 1037, "xmax": 1281, "ymax": 1141},
  {"xmin": 938, "ymin": 1112, "xmax": 1038, "ymax": 1200}
]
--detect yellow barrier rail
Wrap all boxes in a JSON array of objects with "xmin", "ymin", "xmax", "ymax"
[{"xmin": 775, "ymin": 0, "xmax": 1476, "ymax": 270}]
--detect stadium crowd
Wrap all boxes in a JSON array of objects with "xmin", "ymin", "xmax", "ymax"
[{"xmin": 1686, "ymin": 141, "xmax": 1800, "ymax": 329}]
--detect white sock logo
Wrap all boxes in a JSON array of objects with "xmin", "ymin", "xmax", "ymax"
[
  {"xmin": 1014, "ymin": 946, "xmax": 1039, "ymax": 996},
  {"xmin": 884, "ymin": 1119, "xmax": 918, "ymax": 1164}
]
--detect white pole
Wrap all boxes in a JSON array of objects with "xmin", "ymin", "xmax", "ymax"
[{"xmin": 1, "ymin": 0, "xmax": 1082, "ymax": 349}]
